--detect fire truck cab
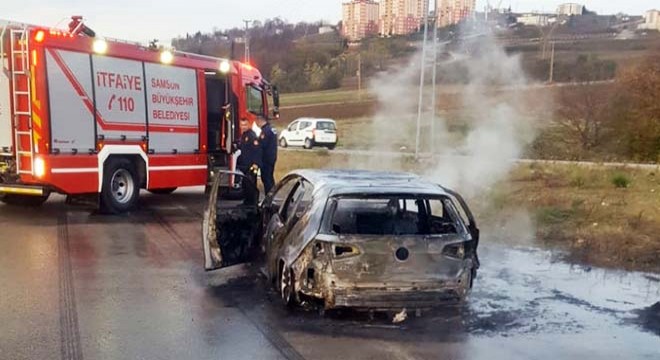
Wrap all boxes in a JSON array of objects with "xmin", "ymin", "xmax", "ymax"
[{"xmin": 0, "ymin": 18, "xmax": 279, "ymax": 213}]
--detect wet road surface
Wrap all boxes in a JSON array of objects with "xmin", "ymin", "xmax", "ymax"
[{"xmin": 1, "ymin": 189, "xmax": 658, "ymax": 359}]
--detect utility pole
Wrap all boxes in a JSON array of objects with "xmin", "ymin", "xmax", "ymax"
[
  {"xmin": 415, "ymin": 0, "xmax": 431, "ymax": 160},
  {"xmin": 548, "ymin": 41, "xmax": 555, "ymax": 83},
  {"xmin": 357, "ymin": 52, "xmax": 362, "ymax": 100},
  {"xmin": 429, "ymin": 0, "xmax": 439, "ymax": 155},
  {"xmin": 242, "ymin": 19, "xmax": 252, "ymax": 63}
]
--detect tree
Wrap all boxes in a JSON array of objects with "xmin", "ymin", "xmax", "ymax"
[
  {"xmin": 610, "ymin": 55, "xmax": 660, "ymax": 162},
  {"xmin": 555, "ymin": 84, "xmax": 613, "ymax": 154}
]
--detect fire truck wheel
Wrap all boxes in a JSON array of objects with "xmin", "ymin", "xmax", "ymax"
[
  {"xmin": 100, "ymin": 158, "xmax": 139, "ymax": 214},
  {"xmin": 148, "ymin": 188, "xmax": 177, "ymax": 195},
  {"xmin": 0, "ymin": 193, "xmax": 50, "ymax": 207}
]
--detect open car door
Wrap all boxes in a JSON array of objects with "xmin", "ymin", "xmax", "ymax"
[
  {"xmin": 440, "ymin": 186, "xmax": 480, "ymax": 269},
  {"xmin": 202, "ymin": 171, "xmax": 262, "ymax": 271}
]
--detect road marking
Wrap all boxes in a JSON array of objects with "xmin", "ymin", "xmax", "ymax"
[{"xmin": 58, "ymin": 213, "xmax": 83, "ymax": 360}]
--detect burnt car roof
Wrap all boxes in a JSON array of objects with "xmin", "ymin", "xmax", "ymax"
[{"xmin": 289, "ymin": 169, "xmax": 449, "ymax": 196}]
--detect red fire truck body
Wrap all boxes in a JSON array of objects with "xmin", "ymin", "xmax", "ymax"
[{"xmin": 0, "ymin": 20, "xmax": 277, "ymax": 213}]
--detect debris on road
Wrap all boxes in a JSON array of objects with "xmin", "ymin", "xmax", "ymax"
[{"xmin": 393, "ymin": 308, "xmax": 408, "ymax": 324}]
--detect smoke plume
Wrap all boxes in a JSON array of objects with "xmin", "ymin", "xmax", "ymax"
[{"xmin": 364, "ymin": 27, "xmax": 538, "ymax": 199}]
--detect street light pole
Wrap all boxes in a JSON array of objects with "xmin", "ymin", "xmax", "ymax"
[
  {"xmin": 548, "ymin": 41, "xmax": 556, "ymax": 83},
  {"xmin": 430, "ymin": 0, "xmax": 439, "ymax": 156},
  {"xmin": 357, "ymin": 52, "xmax": 362, "ymax": 100},
  {"xmin": 415, "ymin": 0, "xmax": 431, "ymax": 160},
  {"xmin": 242, "ymin": 19, "xmax": 252, "ymax": 63}
]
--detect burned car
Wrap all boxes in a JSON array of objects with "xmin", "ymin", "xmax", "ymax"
[{"xmin": 202, "ymin": 169, "xmax": 480, "ymax": 310}]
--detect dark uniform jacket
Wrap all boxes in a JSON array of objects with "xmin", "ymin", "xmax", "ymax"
[
  {"xmin": 236, "ymin": 129, "xmax": 263, "ymax": 173},
  {"xmin": 260, "ymin": 123, "xmax": 278, "ymax": 167}
]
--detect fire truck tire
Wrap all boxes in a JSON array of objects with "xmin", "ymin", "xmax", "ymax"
[
  {"xmin": 148, "ymin": 188, "xmax": 177, "ymax": 195},
  {"xmin": 1, "ymin": 193, "xmax": 50, "ymax": 207},
  {"xmin": 100, "ymin": 158, "xmax": 140, "ymax": 214}
]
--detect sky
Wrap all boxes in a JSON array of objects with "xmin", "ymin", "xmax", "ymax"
[{"xmin": 2, "ymin": 1, "xmax": 657, "ymax": 44}]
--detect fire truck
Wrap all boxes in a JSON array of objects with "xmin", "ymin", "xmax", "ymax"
[{"xmin": 0, "ymin": 17, "xmax": 279, "ymax": 213}]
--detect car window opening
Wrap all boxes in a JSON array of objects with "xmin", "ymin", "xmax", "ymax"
[
  {"xmin": 328, "ymin": 196, "xmax": 460, "ymax": 236},
  {"xmin": 317, "ymin": 121, "xmax": 336, "ymax": 131}
]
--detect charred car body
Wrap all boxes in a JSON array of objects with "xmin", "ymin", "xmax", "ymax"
[{"xmin": 202, "ymin": 169, "xmax": 480, "ymax": 310}]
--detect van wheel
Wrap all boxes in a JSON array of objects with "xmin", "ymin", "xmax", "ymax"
[
  {"xmin": 1, "ymin": 193, "xmax": 50, "ymax": 207},
  {"xmin": 148, "ymin": 187, "xmax": 177, "ymax": 195},
  {"xmin": 279, "ymin": 262, "xmax": 298, "ymax": 308},
  {"xmin": 303, "ymin": 138, "xmax": 313, "ymax": 149},
  {"xmin": 327, "ymin": 144, "xmax": 336, "ymax": 150},
  {"xmin": 100, "ymin": 158, "xmax": 139, "ymax": 214},
  {"xmin": 279, "ymin": 138, "xmax": 288, "ymax": 148}
]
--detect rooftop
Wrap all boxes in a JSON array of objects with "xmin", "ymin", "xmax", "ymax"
[{"xmin": 292, "ymin": 169, "xmax": 448, "ymax": 196}]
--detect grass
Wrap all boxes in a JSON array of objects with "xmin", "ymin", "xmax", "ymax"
[
  {"xmin": 281, "ymin": 89, "xmax": 373, "ymax": 107},
  {"xmin": 492, "ymin": 164, "xmax": 660, "ymax": 272}
]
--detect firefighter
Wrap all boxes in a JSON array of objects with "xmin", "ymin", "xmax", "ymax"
[
  {"xmin": 256, "ymin": 116, "xmax": 277, "ymax": 194},
  {"xmin": 236, "ymin": 118, "xmax": 262, "ymax": 205}
]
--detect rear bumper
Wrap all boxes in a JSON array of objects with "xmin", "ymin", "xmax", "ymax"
[
  {"xmin": 330, "ymin": 286, "xmax": 465, "ymax": 310},
  {"xmin": 314, "ymin": 139, "xmax": 337, "ymax": 145},
  {"xmin": 0, "ymin": 184, "xmax": 47, "ymax": 196}
]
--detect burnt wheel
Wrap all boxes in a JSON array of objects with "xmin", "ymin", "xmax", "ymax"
[
  {"xmin": 279, "ymin": 263, "xmax": 298, "ymax": 308},
  {"xmin": 100, "ymin": 158, "xmax": 139, "ymax": 214}
]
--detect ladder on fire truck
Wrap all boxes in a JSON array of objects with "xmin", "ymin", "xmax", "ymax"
[{"xmin": 4, "ymin": 27, "xmax": 35, "ymax": 175}]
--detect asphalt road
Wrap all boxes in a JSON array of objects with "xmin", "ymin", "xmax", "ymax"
[{"xmin": 1, "ymin": 189, "xmax": 658, "ymax": 360}]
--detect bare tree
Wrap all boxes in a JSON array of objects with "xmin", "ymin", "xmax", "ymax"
[
  {"xmin": 613, "ymin": 55, "xmax": 660, "ymax": 161},
  {"xmin": 555, "ymin": 84, "xmax": 612, "ymax": 153}
]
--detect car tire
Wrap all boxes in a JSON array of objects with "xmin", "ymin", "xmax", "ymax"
[
  {"xmin": 279, "ymin": 262, "xmax": 298, "ymax": 308},
  {"xmin": 148, "ymin": 187, "xmax": 177, "ymax": 195},
  {"xmin": 327, "ymin": 144, "xmax": 336, "ymax": 150},
  {"xmin": 1, "ymin": 193, "xmax": 50, "ymax": 207},
  {"xmin": 279, "ymin": 138, "xmax": 288, "ymax": 148},
  {"xmin": 303, "ymin": 138, "xmax": 313, "ymax": 149},
  {"xmin": 100, "ymin": 158, "xmax": 140, "ymax": 214}
]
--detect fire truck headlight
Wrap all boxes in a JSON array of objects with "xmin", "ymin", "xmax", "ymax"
[
  {"xmin": 34, "ymin": 157, "xmax": 46, "ymax": 178},
  {"xmin": 160, "ymin": 50, "xmax": 174, "ymax": 64},
  {"xmin": 219, "ymin": 60, "xmax": 231, "ymax": 74},
  {"xmin": 34, "ymin": 30, "xmax": 45, "ymax": 43},
  {"xmin": 93, "ymin": 38, "xmax": 108, "ymax": 54}
]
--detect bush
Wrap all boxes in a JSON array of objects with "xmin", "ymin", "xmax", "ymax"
[{"xmin": 611, "ymin": 174, "xmax": 631, "ymax": 188}]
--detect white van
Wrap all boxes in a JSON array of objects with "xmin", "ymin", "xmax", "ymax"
[{"xmin": 278, "ymin": 118, "xmax": 337, "ymax": 150}]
